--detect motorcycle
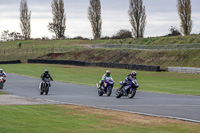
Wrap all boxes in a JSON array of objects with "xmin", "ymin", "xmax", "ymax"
[
  {"xmin": 96, "ymin": 77, "xmax": 114, "ymax": 96},
  {"xmin": 116, "ymin": 79, "xmax": 139, "ymax": 98},
  {"xmin": 0, "ymin": 77, "xmax": 5, "ymax": 89},
  {"xmin": 40, "ymin": 79, "xmax": 51, "ymax": 95}
]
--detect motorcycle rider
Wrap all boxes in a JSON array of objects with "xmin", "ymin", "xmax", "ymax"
[
  {"xmin": 0, "ymin": 69, "xmax": 6, "ymax": 83},
  {"xmin": 119, "ymin": 71, "xmax": 138, "ymax": 91},
  {"xmin": 40, "ymin": 69, "xmax": 53, "ymax": 89},
  {"xmin": 99, "ymin": 70, "xmax": 114, "ymax": 89}
]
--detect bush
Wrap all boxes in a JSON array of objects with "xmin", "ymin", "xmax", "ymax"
[
  {"xmin": 72, "ymin": 36, "xmax": 89, "ymax": 40},
  {"xmin": 164, "ymin": 26, "xmax": 182, "ymax": 37},
  {"xmin": 112, "ymin": 29, "xmax": 132, "ymax": 39}
]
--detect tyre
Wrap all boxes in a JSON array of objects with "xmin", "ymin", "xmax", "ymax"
[
  {"xmin": 107, "ymin": 87, "xmax": 112, "ymax": 96},
  {"xmin": 116, "ymin": 89, "xmax": 122, "ymax": 98},
  {"xmin": 128, "ymin": 88, "xmax": 136, "ymax": 98},
  {"xmin": 98, "ymin": 88, "xmax": 103, "ymax": 96},
  {"xmin": 45, "ymin": 87, "xmax": 49, "ymax": 95},
  {"xmin": 0, "ymin": 83, "xmax": 3, "ymax": 89}
]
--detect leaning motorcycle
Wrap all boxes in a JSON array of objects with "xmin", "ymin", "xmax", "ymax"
[
  {"xmin": 116, "ymin": 79, "xmax": 139, "ymax": 98},
  {"xmin": 0, "ymin": 77, "xmax": 4, "ymax": 89},
  {"xmin": 96, "ymin": 78, "xmax": 114, "ymax": 96},
  {"xmin": 40, "ymin": 79, "xmax": 51, "ymax": 95}
]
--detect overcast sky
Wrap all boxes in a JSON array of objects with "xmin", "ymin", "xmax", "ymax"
[{"xmin": 0, "ymin": 0, "xmax": 200, "ymax": 39}]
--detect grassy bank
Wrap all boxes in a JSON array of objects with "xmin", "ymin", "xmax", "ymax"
[
  {"xmin": 1, "ymin": 36, "xmax": 200, "ymax": 69},
  {"xmin": 1, "ymin": 35, "xmax": 200, "ymax": 48},
  {"xmin": 0, "ymin": 104, "xmax": 199, "ymax": 133},
  {"xmin": 0, "ymin": 39, "xmax": 107, "ymax": 49},
  {"xmin": 107, "ymin": 34, "xmax": 200, "ymax": 45},
  {"xmin": 1, "ymin": 63, "xmax": 200, "ymax": 96},
  {"xmin": 1, "ymin": 48, "xmax": 200, "ymax": 69},
  {"xmin": 38, "ymin": 48, "xmax": 200, "ymax": 69}
]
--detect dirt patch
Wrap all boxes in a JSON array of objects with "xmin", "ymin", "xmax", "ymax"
[{"xmin": 57, "ymin": 104, "xmax": 200, "ymax": 126}]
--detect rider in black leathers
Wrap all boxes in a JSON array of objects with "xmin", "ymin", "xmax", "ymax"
[
  {"xmin": 40, "ymin": 69, "xmax": 53, "ymax": 88},
  {"xmin": 119, "ymin": 71, "xmax": 137, "ymax": 90}
]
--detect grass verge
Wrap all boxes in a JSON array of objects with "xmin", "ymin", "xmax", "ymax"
[
  {"xmin": 1, "ymin": 63, "xmax": 200, "ymax": 96},
  {"xmin": 0, "ymin": 104, "xmax": 199, "ymax": 133},
  {"xmin": 0, "ymin": 91, "xmax": 7, "ymax": 95}
]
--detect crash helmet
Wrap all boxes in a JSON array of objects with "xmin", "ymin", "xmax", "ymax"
[
  {"xmin": 106, "ymin": 70, "xmax": 111, "ymax": 76},
  {"xmin": 0, "ymin": 69, "xmax": 3, "ymax": 73},
  {"xmin": 45, "ymin": 69, "xmax": 49, "ymax": 74},
  {"xmin": 131, "ymin": 71, "xmax": 137, "ymax": 77}
]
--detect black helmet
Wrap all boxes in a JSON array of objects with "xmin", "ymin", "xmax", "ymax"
[
  {"xmin": 45, "ymin": 69, "xmax": 49, "ymax": 74},
  {"xmin": 0, "ymin": 69, "xmax": 3, "ymax": 73}
]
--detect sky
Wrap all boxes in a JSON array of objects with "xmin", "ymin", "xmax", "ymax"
[{"xmin": 0, "ymin": 0, "xmax": 200, "ymax": 39}]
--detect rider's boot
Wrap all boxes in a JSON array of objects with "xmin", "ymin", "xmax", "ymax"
[
  {"xmin": 99, "ymin": 82, "xmax": 103, "ymax": 89},
  {"xmin": 39, "ymin": 82, "xmax": 43, "ymax": 89}
]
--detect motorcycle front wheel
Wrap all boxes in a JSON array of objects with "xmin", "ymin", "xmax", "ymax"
[
  {"xmin": 107, "ymin": 86, "xmax": 112, "ymax": 96},
  {"xmin": 116, "ymin": 89, "xmax": 122, "ymax": 98},
  {"xmin": 128, "ymin": 88, "xmax": 136, "ymax": 98},
  {"xmin": 98, "ymin": 88, "xmax": 103, "ymax": 96},
  {"xmin": 0, "ymin": 83, "xmax": 3, "ymax": 89},
  {"xmin": 45, "ymin": 87, "xmax": 49, "ymax": 95}
]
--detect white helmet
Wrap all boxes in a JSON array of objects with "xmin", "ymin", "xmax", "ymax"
[{"xmin": 106, "ymin": 70, "xmax": 111, "ymax": 76}]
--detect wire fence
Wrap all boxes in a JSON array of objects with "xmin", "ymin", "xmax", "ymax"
[
  {"xmin": 91, "ymin": 43, "xmax": 200, "ymax": 50},
  {"xmin": 0, "ymin": 47, "xmax": 82, "ymax": 56}
]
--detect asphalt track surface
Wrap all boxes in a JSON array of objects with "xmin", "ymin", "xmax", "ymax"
[{"xmin": 2, "ymin": 73, "xmax": 200, "ymax": 123}]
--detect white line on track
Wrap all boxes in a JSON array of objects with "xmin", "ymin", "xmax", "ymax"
[{"xmin": 95, "ymin": 105, "xmax": 200, "ymax": 107}]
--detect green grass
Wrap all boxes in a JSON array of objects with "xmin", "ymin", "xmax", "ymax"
[
  {"xmin": 0, "ymin": 104, "xmax": 199, "ymax": 133},
  {"xmin": 1, "ymin": 63, "xmax": 200, "ymax": 96}
]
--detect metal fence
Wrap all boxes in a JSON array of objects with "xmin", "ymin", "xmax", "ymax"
[
  {"xmin": 168, "ymin": 67, "xmax": 200, "ymax": 74},
  {"xmin": 91, "ymin": 44, "xmax": 200, "ymax": 50}
]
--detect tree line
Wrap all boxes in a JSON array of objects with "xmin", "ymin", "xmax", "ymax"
[{"xmin": 1, "ymin": 0, "xmax": 194, "ymax": 41}]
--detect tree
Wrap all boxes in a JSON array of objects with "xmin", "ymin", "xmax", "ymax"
[
  {"xmin": 1, "ymin": 30, "xmax": 9, "ymax": 41},
  {"xmin": 20, "ymin": 0, "xmax": 31, "ymax": 40},
  {"xmin": 9, "ymin": 32, "xmax": 22, "ymax": 40},
  {"xmin": 177, "ymin": 0, "xmax": 193, "ymax": 35},
  {"xmin": 88, "ymin": 0, "xmax": 102, "ymax": 40},
  {"xmin": 128, "ymin": 0, "xmax": 146, "ymax": 38},
  {"xmin": 48, "ymin": 0, "xmax": 66, "ymax": 39}
]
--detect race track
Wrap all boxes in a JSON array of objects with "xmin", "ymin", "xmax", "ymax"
[{"xmin": 2, "ymin": 73, "xmax": 200, "ymax": 123}]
